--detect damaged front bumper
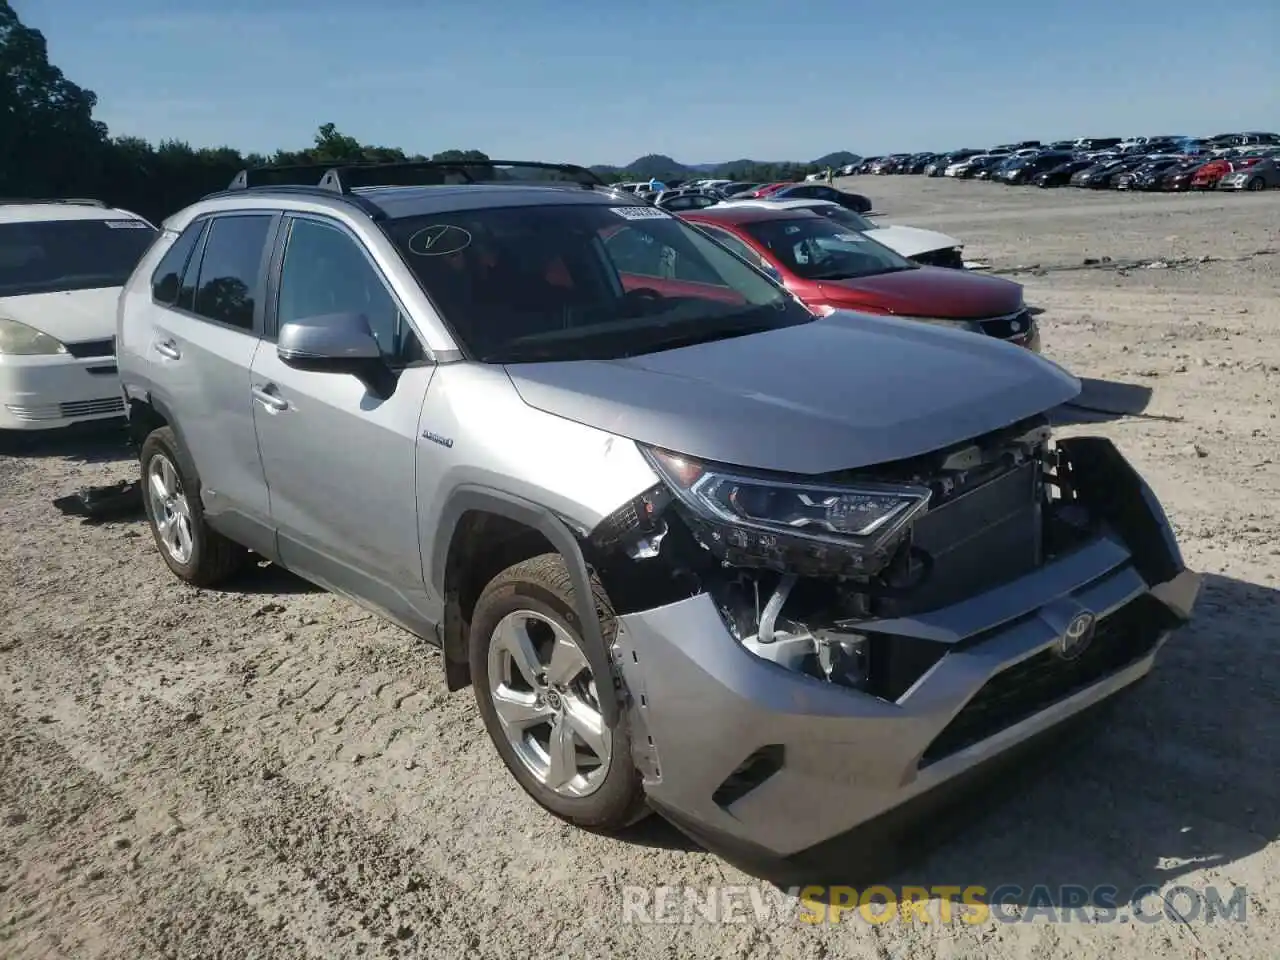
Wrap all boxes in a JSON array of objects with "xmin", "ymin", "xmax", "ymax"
[{"xmin": 604, "ymin": 436, "xmax": 1200, "ymax": 877}]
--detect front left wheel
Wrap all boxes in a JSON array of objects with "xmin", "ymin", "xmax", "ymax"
[{"xmin": 468, "ymin": 554, "xmax": 646, "ymax": 831}]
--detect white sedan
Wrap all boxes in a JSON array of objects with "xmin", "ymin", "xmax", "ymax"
[
  {"xmin": 1, "ymin": 200, "xmax": 157, "ymax": 431},
  {"xmin": 707, "ymin": 198, "xmax": 967, "ymax": 268}
]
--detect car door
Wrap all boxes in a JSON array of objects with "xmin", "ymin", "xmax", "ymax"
[
  {"xmin": 249, "ymin": 213, "xmax": 436, "ymax": 631},
  {"xmin": 143, "ymin": 212, "xmax": 279, "ymax": 557}
]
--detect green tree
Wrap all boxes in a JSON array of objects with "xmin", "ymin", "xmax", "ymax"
[
  {"xmin": 310, "ymin": 122, "xmax": 367, "ymax": 162},
  {"xmin": 0, "ymin": 1, "xmax": 108, "ymax": 196},
  {"xmin": 2, "ymin": 2, "xmax": 839, "ymax": 225}
]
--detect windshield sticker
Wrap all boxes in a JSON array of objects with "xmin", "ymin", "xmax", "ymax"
[
  {"xmin": 407, "ymin": 224, "xmax": 473, "ymax": 256},
  {"xmin": 103, "ymin": 220, "xmax": 151, "ymax": 229},
  {"xmin": 609, "ymin": 206, "xmax": 671, "ymax": 220},
  {"xmin": 833, "ymin": 233, "xmax": 866, "ymax": 242}
]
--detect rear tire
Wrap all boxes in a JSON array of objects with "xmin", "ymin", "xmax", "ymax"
[
  {"xmin": 139, "ymin": 427, "xmax": 246, "ymax": 586},
  {"xmin": 468, "ymin": 553, "xmax": 646, "ymax": 831}
]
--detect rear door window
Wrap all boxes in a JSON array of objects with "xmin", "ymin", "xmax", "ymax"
[{"xmin": 189, "ymin": 215, "xmax": 274, "ymax": 331}]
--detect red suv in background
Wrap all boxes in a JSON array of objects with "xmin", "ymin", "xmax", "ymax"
[{"xmin": 681, "ymin": 206, "xmax": 1040, "ymax": 351}]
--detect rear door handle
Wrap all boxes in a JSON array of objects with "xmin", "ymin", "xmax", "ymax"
[
  {"xmin": 251, "ymin": 384, "xmax": 289, "ymax": 412},
  {"xmin": 155, "ymin": 339, "xmax": 181, "ymax": 360}
]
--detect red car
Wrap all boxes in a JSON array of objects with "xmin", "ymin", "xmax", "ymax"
[
  {"xmin": 744, "ymin": 181, "xmax": 795, "ymax": 198},
  {"xmin": 1191, "ymin": 157, "xmax": 1233, "ymax": 189},
  {"xmin": 681, "ymin": 206, "xmax": 1040, "ymax": 351}
]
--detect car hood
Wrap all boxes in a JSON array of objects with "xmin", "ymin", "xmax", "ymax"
[
  {"xmin": 0, "ymin": 287, "xmax": 121, "ymax": 343},
  {"xmin": 503, "ymin": 312, "xmax": 1080, "ymax": 475},
  {"xmin": 868, "ymin": 224, "xmax": 962, "ymax": 258},
  {"xmin": 809, "ymin": 265, "xmax": 1023, "ymax": 319}
]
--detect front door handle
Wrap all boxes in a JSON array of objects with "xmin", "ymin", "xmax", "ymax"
[
  {"xmin": 251, "ymin": 384, "xmax": 289, "ymax": 412},
  {"xmin": 155, "ymin": 339, "xmax": 181, "ymax": 360}
]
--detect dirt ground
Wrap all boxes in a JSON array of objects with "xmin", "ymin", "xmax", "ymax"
[{"xmin": 2, "ymin": 178, "xmax": 1278, "ymax": 960}]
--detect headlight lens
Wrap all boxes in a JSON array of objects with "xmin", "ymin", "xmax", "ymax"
[
  {"xmin": 642, "ymin": 446, "xmax": 931, "ymax": 571},
  {"xmin": 0, "ymin": 318, "xmax": 68, "ymax": 356},
  {"xmin": 895, "ymin": 317, "xmax": 980, "ymax": 331}
]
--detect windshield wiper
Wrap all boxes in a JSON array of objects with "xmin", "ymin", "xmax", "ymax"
[{"xmin": 621, "ymin": 318, "xmax": 783, "ymax": 357}]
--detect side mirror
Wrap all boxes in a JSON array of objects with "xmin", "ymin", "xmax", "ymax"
[{"xmin": 277, "ymin": 312, "xmax": 392, "ymax": 393}]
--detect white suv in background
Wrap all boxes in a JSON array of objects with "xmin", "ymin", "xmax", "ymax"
[{"xmin": 0, "ymin": 199, "xmax": 157, "ymax": 431}]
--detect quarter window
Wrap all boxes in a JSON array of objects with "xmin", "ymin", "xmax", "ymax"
[
  {"xmin": 151, "ymin": 221, "xmax": 204, "ymax": 305},
  {"xmin": 191, "ymin": 215, "xmax": 273, "ymax": 330},
  {"xmin": 176, "ymin": 224, "xmax": 204, "ymax": 313}
]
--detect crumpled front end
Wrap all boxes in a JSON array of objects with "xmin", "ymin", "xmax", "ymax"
[{"xmin": 583, "ymin": 420, "xmax": 1199, "ymax": 877}]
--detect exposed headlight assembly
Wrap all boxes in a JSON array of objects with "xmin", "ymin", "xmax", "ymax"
[
  {"xmin": 0, "ymin": 317, "xmax": 68, "ymax": 356},
  {"xmin": 641, "ymin": 446, "xmax": 931, "ymax": 576}
]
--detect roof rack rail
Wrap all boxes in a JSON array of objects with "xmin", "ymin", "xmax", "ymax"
[
  {"xmin": 0, "ymin": 197, "xmax": 108, "ymax": 207},
  {"xmin": 227, "ymin": 159, "xmax": 606, "ymax": 194}
]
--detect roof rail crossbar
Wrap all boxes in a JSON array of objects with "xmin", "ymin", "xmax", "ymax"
[
  {"xmin": 227, "ymin": 159, "xmax": 607, "ymax": 194},
  {"xmin": 227, "ymin": 163, "xmax": 348, "ymax": 190},
  {"xmin": 319, "ymin": 159, "xmax": 606, "ymax": 192},
  {"xmin": 0, "ymin": 197, "xmax": 108, "ymax": 207}
]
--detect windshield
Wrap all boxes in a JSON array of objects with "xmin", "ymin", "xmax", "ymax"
[
  {"xmin": 381, "ymin": 203, "xmax": 812, "ymax": 363},
  {"xmin": 739, "ymin": 215, "xmax": 916, "ymax": 281},
  {"xmin": 807, "ymin": 205, "xmax": 876, "ymax": 232},
  {"xmin": 0, "ymin": 216, "xmax": 157, "ymax": 297}
]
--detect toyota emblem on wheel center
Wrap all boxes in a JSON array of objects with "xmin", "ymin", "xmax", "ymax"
[{"xmin": 1057, "ymin": 611, "xmax": 1097, "ymax": 660}]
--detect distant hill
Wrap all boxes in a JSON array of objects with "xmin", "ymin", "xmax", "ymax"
[{"xmin": 589, "ymin": 151, "xmax": 862, "ymax": 183}]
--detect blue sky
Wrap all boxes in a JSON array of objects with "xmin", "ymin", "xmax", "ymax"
[{"xmin": 15, "ymin": 0, "xmax": 1279, "ymax": 164}]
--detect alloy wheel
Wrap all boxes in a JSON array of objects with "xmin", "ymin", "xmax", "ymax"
[
  {"xmin": 487, "ymin": 610, "xmax": 611, "ymax": 798},
  {"xmin": 147, "ymin": 452, "xmax": 194, "ymax": 564}
]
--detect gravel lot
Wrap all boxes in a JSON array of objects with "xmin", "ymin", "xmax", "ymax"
[{"xmin": 3, "ymin": 178, "xmax": 1278, "ymax": 960}]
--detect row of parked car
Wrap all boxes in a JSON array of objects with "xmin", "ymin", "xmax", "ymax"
[
  {"xmin": 5, "ymin": 158, "xmax": 1202, "ymax": 882},
  {"xmin": 856, "ymin": 132, "xmax": 1280, "ymax": 193},
  {"xmin": 0, "ymin": 167, "xmax": 1027, "ymax": 435}
]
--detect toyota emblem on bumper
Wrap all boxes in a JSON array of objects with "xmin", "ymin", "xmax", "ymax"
[{"xmin": 1057, "ymin": 611, "xmax": 1097, "ymax": 660}]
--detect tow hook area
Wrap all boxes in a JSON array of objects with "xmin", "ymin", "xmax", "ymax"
[
  {"xmin": 1053, "ymin": 435, "xmax": 1199, "ymax": 620},
  {"xmin": 1150, "ymin": 569, "xmax": 1202, "ymax": 623}
]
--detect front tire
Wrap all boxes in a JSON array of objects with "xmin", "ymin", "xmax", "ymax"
[
  {"xmin": 139, "ymin": 426, "xmax": 246, "ymax": 586},
  {"xmin": 468, "ymin": 554, "xmax": 646, "ymax": 831},
  {"xmin": 1248, "ymin": 177, "xmax": 1265, "ymax": 191}
]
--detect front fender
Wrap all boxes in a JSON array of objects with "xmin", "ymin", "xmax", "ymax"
[{"xmin": 429, "ymin": 484, "xmax": 621, "ymax": 728}]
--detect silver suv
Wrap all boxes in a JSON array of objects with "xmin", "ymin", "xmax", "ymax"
[{"xmin": 117, "ymin": 160, "xmax": 1201, "ymax": 880}]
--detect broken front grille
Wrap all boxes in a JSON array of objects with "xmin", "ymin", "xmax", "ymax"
[{"xmin": 918, "ymin": 594, "xmax": 1171, "ymax": 766}]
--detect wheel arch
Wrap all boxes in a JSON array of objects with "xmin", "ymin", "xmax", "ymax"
[
  {"xmin": 430, "ymin": 486, "xmax": 620, "ymax": 728},
  {"xmin": 126, "ymin": 391, "xmax": 192, "ymax": 458}
]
